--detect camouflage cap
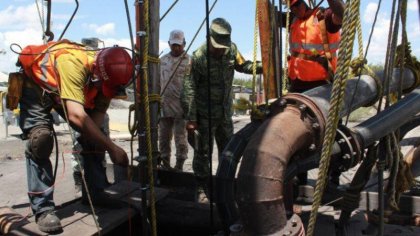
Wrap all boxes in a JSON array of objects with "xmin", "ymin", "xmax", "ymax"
[
  {"xmin": 169, "ymin": 30, "xmax": 185, "ymax": 45},
  {"xmin": 210, "ymin": 18, "xmax": 231, "ymax": 49}
]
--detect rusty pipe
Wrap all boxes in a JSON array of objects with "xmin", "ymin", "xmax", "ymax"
[
  {"xmin": 235, "ymin": 68, "xmax": 418, "ymax": 235},
  {"xmin": 236, "ymin": 103, "xmax": 317, "ymax": 235}
]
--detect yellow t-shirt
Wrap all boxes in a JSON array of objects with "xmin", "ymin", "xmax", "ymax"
[
  {"xmin": 55, "ymin": 53, "xmax": 88, "ymax": 105},
  {"xmin": 55, "ymin": 51, "xmax": 110, "ymax": 112}
]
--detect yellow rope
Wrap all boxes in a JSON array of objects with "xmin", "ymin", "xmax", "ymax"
[
  {"xmin": 142, "ymin": 0, "xmax": 157, "ymax": 235},
  {"xmin": 307, "ymin": 0, "xmax": 360, "ymax": 235},
  {"xmin": 147, "ymin": 55, "xmax": 160, "ymax": 64},
  {"xmin": 251, "ymin": 0, "xmax": 259, "ymax": 109},
  {"xmin": 386, "ymin": 0, "xmax": 416, "ymax": 211},
  {"xmin": 148, "ymin": 93, "xmax": 161, "ymax": 103},
  {"xmin": 356, "ymin": 11, "xmax": 363, "ymax": 60}
]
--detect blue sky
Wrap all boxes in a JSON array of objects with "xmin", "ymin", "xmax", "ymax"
[{"xmin": 0, "ymin": 0, "xmax": 419, "ymax": 75}]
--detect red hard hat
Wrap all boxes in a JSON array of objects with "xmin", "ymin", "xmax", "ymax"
[{"xmin": 94, "ymin": 46, "xmax": 133, "ymax": 98}]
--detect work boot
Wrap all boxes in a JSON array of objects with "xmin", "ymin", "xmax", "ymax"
[
  {"xmin": 73, "ymin": 171, "xmax": 83, "ymax": 198},
  {"xmin": 174, "ymin": 159, "xmax": 185, "ymax": 172},
  {"xmin": 36, "ymin": 210, "xmax": 62, "ymax": 233},
  {"xmin": 159, "ymin": 156, "xmax": 171, "ymax": 169}
]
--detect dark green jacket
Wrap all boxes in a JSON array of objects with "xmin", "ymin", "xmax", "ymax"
[{"xmin": 182, "ymin": 42, "xmax": 262, "ymax": 121}]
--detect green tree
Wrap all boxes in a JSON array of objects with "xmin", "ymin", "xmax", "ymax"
[{"xmin": 233, "ymin": 78, "xmax": 253, "ymax": 89}]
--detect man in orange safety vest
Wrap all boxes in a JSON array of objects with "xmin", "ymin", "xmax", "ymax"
[{"xmin": 284, "ymin": 0, "xmax": 345, "ymax": 92}]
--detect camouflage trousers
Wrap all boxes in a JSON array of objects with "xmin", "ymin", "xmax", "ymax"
[
  {"xmin": 193, "ymin": 117, "xmax": 233, "ymax": 179},
  {"xmin": 158, "ymin": 117, "xmax": 188, "ymax": 161}
]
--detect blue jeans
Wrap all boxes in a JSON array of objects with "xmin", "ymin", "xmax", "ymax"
[
  {"xmin": 19, "ymin": 79, "xmax": 55, "ymax": 215},
  {"xmin": 19, "ymin": 79, "xmax": 108, "ymax": 215}
]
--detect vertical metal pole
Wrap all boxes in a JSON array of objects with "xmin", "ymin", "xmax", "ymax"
[
  {"xmin": 134, "ymin": 1, "xmax": 150, "ymax": 235},
  {"xmin": 278, "ymin": 0, "xmax": 283, "ymax": 96},
  {"xmin": 377, "ymin": 141, "xmax": 386, "ymax": 236},
  {"xmin": 205, "ymin": 0, "xmax": 214, "ymax": 230},
  {"xmin": 149, "ymin": 0, "xmax": 160, "ymax": 172}
]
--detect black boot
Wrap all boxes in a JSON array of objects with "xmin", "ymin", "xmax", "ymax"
[
  {"xmin": 174, "ymin": 159, "xmax": 185, "ymax": 171},
  {"xmin": 159, "ymin": 156, "xmax": 171, "ymax": 169},
  {"xmin": 36, "ymin": 210, "xmax": 62, "ymax": 233}
]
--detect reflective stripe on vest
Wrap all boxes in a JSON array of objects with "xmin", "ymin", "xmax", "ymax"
[
  {"xmin": 289, "ymin": 10, "xmax": 340, "ymax": 56},
  {"xmin": 288, "ymin": 9, "xmax": 340, "ymax": 82},
  {"xmin": 289, "ymin": 42, "xmax": 340, "ymax": 52},
  {"xmin": 19, "ymin": 40, "xmax": 90, "ymax": 92}
]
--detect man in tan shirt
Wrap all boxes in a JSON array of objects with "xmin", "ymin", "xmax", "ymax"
[{"xmin": 159, "ymin": 30, "xmax": 191, "ymax": 171}]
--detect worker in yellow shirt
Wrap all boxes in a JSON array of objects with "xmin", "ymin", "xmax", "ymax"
[{"xmin": 15, "ymin": 40, "xmax": 133, "ymax": 233}]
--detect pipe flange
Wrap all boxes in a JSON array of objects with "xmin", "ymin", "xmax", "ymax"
[
  {"xmin": 281, "ymin": 93, "xmax": 326, "ymax": 149},
  {"xmin": 268, "ymin": 97, "xmax": 288, "ymax": 117},
  {"xmin": 333, "ymin": 125, "xmax": 363, "ymax": 171},
  {"xmin": 402, "ymin": 64, "xmax": 420, "ymax": 94},
  {"xmin": 278, "ymin": 214, "xmax": 305, "ymax": 236}
]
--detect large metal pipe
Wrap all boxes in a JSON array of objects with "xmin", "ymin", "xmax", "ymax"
[
  {"xmin": 237, "ymin": 105, "xmax": 315, "ymax": 235},
  {"xmin": 216, "ymin": 121, "xmax": 262, "ymax": 231},
  {"xmin": 304, "ymin": 68, "xmax": 417, "ymax": 118},
  {"xmin": 353, "ymin": 88, "xmax": 420, "ymax": 148},
  {"xmin": 235, "ymin": 68, "xmax": 418, "ymax": 235}
]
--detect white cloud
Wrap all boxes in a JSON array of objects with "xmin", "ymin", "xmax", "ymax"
[
  {"xmin": 159, "ymin": 40, "xmax": 169, "ymax": 54},
  {"xmin": 102, "ymin": 38, "xmax": 132, "ymax": 49},
  {"xmin": 95, "ymin": 23, "xmax": 116, "ymax": 36},
  {"xmin": 407, "ymin": 22, "xmax": 420, "ymax": 47},
  {"xmin": 83, "ymin": 23, "xmax": 115, "ymax": 36},
  {"xmin": 361, "ymin": 3, "xmax": 396, "ymax": 64},
  {"xmin": 0, "ymin": 28, "xmax": 44, "ymax": 73},
  {"xmin": 53, "ymin": 23, "xmax": 66, "ymax": 31},
  {"xmin": 0, "ymin": 4, "xmax": 42, "ymax": 31},
  {"xmin": 408, "ymin": 0, "xmax": 419, "ymax": 11},
  {"xmin": 0, "ymin": 4, "xmax": 45, "ymax": 73},
  {"xmin": 363, "ymin": 3, "xmax": 379, "ymax": 24}
]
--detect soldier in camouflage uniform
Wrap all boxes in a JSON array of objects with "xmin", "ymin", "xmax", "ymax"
[
  {"xmin": 182, "ymin": 18, "xmax": 262, "ymax": 202},
  {"xmin": 159, "ymin": 30, "xmax": 191, "ymax": 171}
]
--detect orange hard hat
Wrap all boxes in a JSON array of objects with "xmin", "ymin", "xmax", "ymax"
[{"xmin": 93, "ymin": 46, "xmax": 133, "ymax": 98}]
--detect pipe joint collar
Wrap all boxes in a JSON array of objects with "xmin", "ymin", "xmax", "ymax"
[{"xmin": 273, "ymin": 93, "xmax": 327, "ymax": 150}]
